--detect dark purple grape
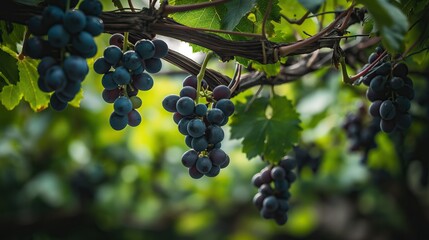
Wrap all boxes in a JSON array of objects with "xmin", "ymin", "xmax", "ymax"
[
  {"xmin": 185, "ymin": 135, "xmax": 193, "ymax": 148},
  {"xmin": 93, "ymin": 57, "xmax": 111, "ymax": 74},
  {"xmin": 112, "ymin": 66, "xmax": 131, "ymax": 85},
  {"xmin": 130, "ymin": 96, "xmax": 142, "ymax": 109},
  {"xmin": 84, "ymin": 16, "xmax": 104, "ymax": 36},
  {"xmin": 271, "ymin": 166, "xmax": 286, "ymax": 180},
  {"xmin": 109, "ymin": 112, "xmax": 128, "ymax": 130},
  {"xmin": 60, "ymin": 81, "xmax": 81, "ymax": 98},
  {"xmin": 72, "ymin": 31, "xmax": 97, "ymax": 58},
  {"xmin": 50, "ymin": 93, "xmax": 68, "ymax": 111},
  {"xmin": 24, "ymin": 37, "xmax": 50, "ymax": 59},
  {"xmin": 178, "ymin": 118, "xmax": 190, "ymax": 135},
  {"xmin": 135, "ymin": 39, "xmax": 155, "ymax": 59},
  {"xmin": 194, "ymin": 104, "xmax": 207, "ymax": 116},
  {"xmin": 113, "ymin": 96, "xmax": 132, "ymax": 115},
  {"xmin": 45, "ymin": 66, "xmax": 66, "ymax": 90},
  {"xmin": 369, "ymin": 75, "xmax": 386, "ymax": 93},
  {"xmin": 79, "ymin": 0, "xmax": 103, "ymax": 16},
  {"xmin": 279, "ymin": 156, "xmax": 296, "ymax": 171},
  {"xmin": 395, "ymin": 96, "xmax": 411, "ymax": 113},
  {"xmin": 252, "ymin": 173, "xmax": 263, "ymax": 187},
  {"xmin": 208, "ymin": 148, "xmax": 227, "ymax": 166},
  {"xmin": 152, "ymin": 39, "xmax": 169, "ymax": 58},
  {"xmin": 389, "ymin": 77, "xmax": 404, "ymax": 90},
  {"xmin": 191, "ymin": 136, "xmax": 208, "ymax": 152},
  {"xmin": 205, "ymin": 165, "xmax": 220, "ymax": 177},
  {"xmin": 47, "ymin": 24, "xmax": 70, "ymax": 48},
  {"xmin": 207, "ymin": 125, "xmax": 224, "ymax": 144},
  {"xmin": 196, "ymin": 156, "xmax": 212, "ymax": 174},
  {"xmin": 173, "ymin": 112, "xmax": 183, "ymax": 124},
  {"xmin": 132, "ymin": 73, "xmax": 153, "ymax": 91},
  {"xmin": 189, "ymin": 165, "xmax": 204, "ymax": 179},
  {"xmin": 42, "ymin": 5, "xmax": 64, "ymax": 28},
  {"xmin": 101, "ymin": 72, "xmax": 117, "ymax": 90},
  {"xmin": 396, "ymin": 114, "xmax": 411, "ymax": 129},
  {"xmin": 369, "ymin": 100, "xmax": 382, "ymax": 117},
  {"xmin": 109, "ymin": 33, "xmax": 124, "ymax": 49},
  {"xmin": 144, "ymin": 58, "xmax": 162, "ymax": 73},
  {"xmin": 182, "ymin": 150, "xmax": 199, "ymax": 168},
  {"xmin": 63, "ymin": 55, "xmax": 88, "ymax": 82},
  {"xmin": 187, "ymin": 119, "xmax": 206, "ymax": 138},
  {"xmin": 368, "ymin": 52, "xmax": 378, "ymax": 64},
  {"xmin": 212, "ymin": 85, "xmax": 231, "ymax": 100},
  {"xmin": 64, "ymin": 10, "xmax": 86, "ymax": 34},
  {"xmin": 207, "ymin": 108, "xmax": 225, "ymax": 125},
  {"xmin": 262, "ymin": 196, "xmax": 279, "ymax": 211},
  {"xmin": 214, "ymin": 99, "xmax": 235, "ymax": 117},
  {"xmin": 122, "ymin": 50, "xmax": 141, "ymax": 70},
  {"xmin": 220, "ymin": 154, "xmax": 230, "ymax": 168},
  {"xmin": 37, "ymin": 57, "xmax": 57, "ymax": 77},
  {"xmin": 127, "ymin": 109, "xmax": 142, "ymax": 127},
  {"xmin": 380, "ymin": 119, "xmax": 395, "ymax": 133},
  {"xmin": 392, "ymin": 63, "xmax": 408, "ymax": 78},
  {"xmin": 102, "ymin": 88, "xmax": 120, "ymax": 103},
  {"xmin": 27, "ymin": 16, "xmax": 47, "ymax": 36},
  {"xmin": 180, "ymin": 86, "xmax": 197, "ymax": 99},
  {"xmin": 176, "ymin": 97, "xmax": 195, "ymax": 116},
  {"xmin": 104, "ymin": 45, "xmax": 123, "ymax": 65},
  {"xmin": 38, "ymin": 77, "xmax": 52, "ymax": 93},
  {"xmin": 260, "ymin": 167, "xmax": 272, "ymax": 184},
  {"xmin": 162, "ymin": 94, "xmax": 180, "ymax": 112},
  {"xmin": 379, "ymin": 100, "xmax": 396, "ymax": 120}
]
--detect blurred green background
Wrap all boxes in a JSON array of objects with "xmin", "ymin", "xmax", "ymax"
[{"xmin": 1, "ymin": 1, "xmax": 429, "ymax": 239}]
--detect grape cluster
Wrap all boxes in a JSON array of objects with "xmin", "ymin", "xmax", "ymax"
[
  {"xmin": 94, "ymin": 34, "xmax": 168, "ymax": 130},
  {"xmin": 162, "ymin": 75, "xmax": 235, "ymax": 178},
  {"xmin": 360, "ymin": 47, "xmax": 414, "ymax": 133},
  {"xmin": 251, "ymin": 156, "xmax": 297, "ymax": 225},
  {"xmin": 25, "ymin": 0, "xmax": 103, "ymax": 111}
]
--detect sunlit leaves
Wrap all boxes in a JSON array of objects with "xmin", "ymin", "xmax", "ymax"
[
  {"xmin": 221, "ymin": 0, "xmax": 257, "ymax": 30},
  {"xmin": 230, "ymin": 95, "xmax": 301, "ymax": 163}
]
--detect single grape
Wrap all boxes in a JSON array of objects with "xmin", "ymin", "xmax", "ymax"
[
  {"xmin": 132, "ymin": 73, "xmax": 153, "ymax": 91},
  {"xmin": 42, "ymin": 5, "xmax": 64, "ymax": 28},
  {"xmin": 368, "ymin": 52, "xmax": 378, "ymax": 64},
  {"xmin": 128, "ymin": 109, "xmax": 142, "ymax": 127},
  {"xmin": 104, "ymin": 45, "xmax": 123, "ymax": 65},
  {"xmin": 280, "ymin": 156, "xmax": 296, "ymax": 171},
  {"xmin": 207, "ymin": 125, "xmax": 224, "ymax": 144},
  {"xmin": 182, "ymin": 150, "xmax": 199, "ymax": 168},
  {"xmin": 392, "ymin": 63, "xmax": 408, "ymax": 78},
  {"xmin": 93, "ymin": 57, "xmax": 111, "ymax": 74},
  {"xmin": 79, "ymin": 0, "xmax": 103, "ymax": 16},
  {"xmin": 262, "ymin": 196, "xmax": 279, "ymax": 212},
  {"xmin": 206, "ymin": 108, "xmax": 225, "ymax": 125},
  {"xmin": 64, "ymin": 10, "xmax": 87, "ymax": 34},
  {"xmin": 187, "ymin": 119, "xmax": 206, "ymax": 138},
  {"xmin": 152, "ymin": 39, "xmax": 169, "ymax": 58},
  {"xmin": 102, "ymin": 88, "xmax": 120, "ymax": 103},
  {"xmin": 144, "ymin": 58, "xmax": 162, "ymax": 73},
  {"xmin": 253, "ymin": 192, "xmax": 265, "ymax": 209},
  {"xmin": 176, "ymin": 97, "xmax": 195, "ymax": 116},
  {"xmin": 208, "ymin": 148, "xmax": 227, "ymax": 166},
  {"xmin": 214, "ymin": 99, "xmax": 235, "ymax": 117},
  {"xmin": 259, "ymin": 184, "xmax": 274, "ymax": 195},
  {"xmin": 212, "ymin": 85, "xmax": 231, "ymax": 100},
  {"xmin": 50, "ymin": 93, "xmax": 68, "ymax": 111},
  {"xmin": 185, "ymin": 135, "xmax": 193, "ymax": 148},
  {"xmin": 38, "ymin": 77, "xmax": 52, "ymax": 93},
  {"xmin": 84, "ymin": 16, "xmax": 104, "ymax": 36},
  {"xmin": 271, "ymin": 166, "xmax": 286, "ymax": 180},
  {"xmin": 389, "ymin": 77, "xmax": 404, "ymax": 90},
  {"xmin": 60, "ymin": 81, "xmax": 81, "ymax": 98},
  {"xmin": 178, "ymin": 118, "xmax": 190, "ymax": 135},
  {"xmin": 101, "ymin": 72, "xmax": 118, "ymax": 90},
  {"xmin": 173, "ymin": 112, "xmax": 183, "ymax": 124},
  {"xmin": 47, "ymin": 24, "xmax": 70, "ymax": 48},
  {"xmin": 27, "ymin": 16, "xmax": 47, "ymax": 36},
  {"xmin": 191, "ymin": 136, "xmax": 208, "ymax": 152},
  {"xmin": 369, "ymin": 75, "xmax": 386, "ymax": 93},
  {"xmin": 113, "ymin": 96, "xmax": 133, "ymax": 115},
  {"xmin": 45, "ymin": 66, "xmax": 66, "ymax": 90},
  {"xmin": 205, "ymin": 165, "xmax": 220, "ymax": 177},
  {"xmin": 63, "ymin": 55, "xmax": 89, "ymax": 82},
  {"xmin": 109, "ymin": 112, "xmax": 128, "ymax": 130},
  {"xmin": 24, "ymin": 37, "xmax": 50, "ymax": 59},
  {"xmin": 189, "ymin": 165, "xmax": 204, "ymax": 179},
  {"xmin": 72, "ymin": 31, "xmax": 97, "ymax": 58},
  {"xmin": 112, "ymin": 66, "xmax": 131, "ymax": 85},
  {"xmin": 196, "ymin": 156, "xmax": 212, "ymax": 174},
  {"xmin": 375, "ymin": 62, "xmax": 391, "ymax": 76},
  {"xmin": 395, "ymin": 96, "xmax": 411, "ymax": 112},
  {"xmin": 130, "ymin": 96, "xmax": 142, "ymax": 109},
  {"xmin": 109, "ymin": 33, "xmax": 124, "ymax": 49},
  {"xmin": 379, "ymin": 100, "xmax": 396, "ymax": 120},
  {"xmin": 122, "ymin": 50, "xmax": 141, "ymax": 70},
  {"xmin": 260, "ymin": 168, "xmax": 272, "ymax": 184},
  {"xmin": 180, "ymin": 86, "xmax": 197, "ymax": 99},
  {"xmin": 162, "ymin": 94, "xmax": 180, "ymax": 112},
  {"xmin": 380, "ymin": 119, "xmax": 395, "ymax": 133},
  {"xmin": 135, "ymin": 39, "xmax": 155, "ymax": 59},
  {"xmin": 194, "ymin": 104, "xmax": 208, "ymax": 117},
  {"xmin": 369, "ymin": 100, "xmax": 382, "ymax": 117},
  {"xmin": 37, "ymin": 57, "xmax": 57, "ymax": 77},
  {"xmin": 220, "ymin": 154, "xmax": 230, "ymax": 168}
]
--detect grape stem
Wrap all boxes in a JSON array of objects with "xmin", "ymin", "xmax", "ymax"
[
  {"xmin": 123, "ymin": 32, "xmax": 129, "ymax": 52},
  {"xmin": 196, "ymin": 52, "xmax": 213, "ymax": 104}
]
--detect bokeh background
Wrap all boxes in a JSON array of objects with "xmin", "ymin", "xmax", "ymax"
[{"xmin": 1, "ymin": 1, "xmax": 429, "ymax": 240}]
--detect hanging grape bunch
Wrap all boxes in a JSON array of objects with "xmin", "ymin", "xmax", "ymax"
[
  {"xmin": 360, "ymin": 47, "xmax": 414, "ymax": 133},
  {"xmin": 251, "ymin": 156, "xmax": 297, "ymax": 225},
  {"xmin": 24, "ymin": 0, "xmax": 103, "ymax": 111},
  {"xmin": 162, "ymin": 75, "xmax": 235, "ymax": 178},
  {"xmin": 94, "ymin": 33, "xmax": 169, "ymax": 130}
]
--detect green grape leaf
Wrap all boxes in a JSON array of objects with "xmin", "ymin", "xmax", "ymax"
[
  {"xmin": 0, "ymin": 84, "xmax": 22, "ymax": 110},
  {"xmin": 230, "ymin": 95, "xmax": 301, "ymax": 163},
  {"xmin": 17, "ymin": 58, "xmax": 50, "ymax": 111},
  {"xmin": 0, "ymin": 22, "xmax": 25, "ymax": 53},
  {"xmin": 298, "ymin": 0, "xmax": 325, "ymax": 13},
  {"xmin": 0, "ymin": 48, "xmax": 19, "ymax": 87},
  {"xmin": 357, "ymin": 0, "xmax": 408, "ymax": 52},
  {"xmin": 251, "ymin": 61, "xmax": 281, "ymax": 77},
  {"xmin": 221, "ymin": 0, "xmax": 257, "ymax": 30}
]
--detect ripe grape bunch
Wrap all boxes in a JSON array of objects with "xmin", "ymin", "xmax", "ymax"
[
  {"xmin": 360, "ymin": 47, "xmax": 414, "ymax": 133},
  {"xmin": 252, "ymin": 156, "xmax": 297, "ymax": 225},
  {"xmin": 162, "ymin": 76, "xmax": 235, "ymax": 178},
  {"xmin": 93, "ymin": 34, "xmax": 169, "ymax": 130},
  {"xmin": 25, "ymin": 0, "xmax": 103, "ymax": 111}
]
